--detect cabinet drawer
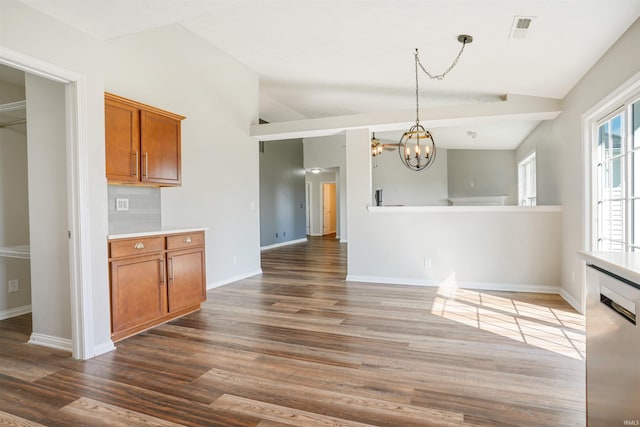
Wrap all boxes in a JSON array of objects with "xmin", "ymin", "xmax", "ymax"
[
  {"xmin": 166, "ymin": 231, "xmax": 204, "ymax": 250},
  {"xmin": 110, "ymin": 236, "xmax": 164, "ymax": 258}
]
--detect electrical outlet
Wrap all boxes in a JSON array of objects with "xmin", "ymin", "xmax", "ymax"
[
  {"xmin": 283, "ymin": 231, "xmax": 286, "ymax": 237},
  {"xmin": 424, "ymin": 258, "xmax": 432, "ymax": 268},
  {"xmin": 8, "ymin": 279, "xmax": 18, "ymax": 293},
  {"xmin": 115, "ymin": 198, "xmax": 129, "ymax": 212},
  {"xmin": 275, "ymin": 232, "xmax": 278, "ymax": 238}
]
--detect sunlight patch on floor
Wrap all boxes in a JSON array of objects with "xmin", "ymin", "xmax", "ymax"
[{"xmin": 431, "ymin": 287, "xmax": 585, "ymax": 360}]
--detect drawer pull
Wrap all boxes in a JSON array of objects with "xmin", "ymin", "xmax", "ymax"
[
  {"xmin": 184, "ymin": 237, "xmax": 192, "ymax": 244},
  {"xmin": 134, "ymin": 242, "xmax": 145, "ymax": 249}
]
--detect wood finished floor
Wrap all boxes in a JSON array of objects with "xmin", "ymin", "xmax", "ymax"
[{"xmin": 0, "ymin": 235, "xmax": 585, "ymax": 426}]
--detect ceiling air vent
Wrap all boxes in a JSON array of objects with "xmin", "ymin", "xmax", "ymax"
[{"xmin": 509, "ymin": 16, "xmax": 536, "ymax": 39}]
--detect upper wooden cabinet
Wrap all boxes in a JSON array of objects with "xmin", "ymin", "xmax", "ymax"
[{"xmin": 105, "ymin": 93, "xmax": 184, "ymax": 186}]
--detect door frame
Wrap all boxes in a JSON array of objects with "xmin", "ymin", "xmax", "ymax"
[
  {"xmin": 305, "ymin": 182, "xmax": 312, "ymax": 236},
  {"xmin": 1, "ymin": 46, "xmax": 94, "ymax": 359}
]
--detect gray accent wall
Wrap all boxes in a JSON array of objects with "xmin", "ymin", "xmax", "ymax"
[
  {"xmin": 107, "ymin": 185, "xmax": 161, "ymax": 234},
  {"xmin": 447, "ymin": 149, "xmax": 517, "ymax": 205},
  {"xmin": 259, "ymin": 139, "xmax": 306, "ymax": 247}
]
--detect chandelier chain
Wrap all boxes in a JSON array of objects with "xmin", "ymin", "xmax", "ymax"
[
  {"xmin": 415, "ymin": 38, "xmax": 468, "ymax": 81},
  {"xmin": 414, "ymin": 49, "xmax": 420, "ymax": 125}
]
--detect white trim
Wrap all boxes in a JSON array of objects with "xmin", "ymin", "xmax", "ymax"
[
  {"xmin": 582, "ymin": 69, "xmax": 640, "ymax": 252},
  {"xmin": 0, "ymin": 305, "xmax": 32, "ymax": 321},
  {"xmin": 305, "ymin": 182, "xmax": 312, "ymax": 236},
  {"xmin": 346, "ymin": 275, "xmax": 560, "ymax": 294},
  {"xmin": 0, "ymin": 46, "xmax": 94, "ymax": 360},
  {"xmin": 559, "ymin": 288, "xmax": 583, "ymax": 314},
  {"xmin": 206, "ymin": 269, "xmax": 263, "ymax": 290},
  {"xmin": 517, "ymin": 151, "xmax": 536, "ymax": 207},
  {"xmin": 261, "ymin": 238, "xmax": 307, "ymax": 251},
  {"xmin": 367, "ymin": 205, "xmax": 562, "ymax": 213},
  {"xmin": 581, "ymin": 70, "xmax": 640, "ymax": 314},
  {"xmin": 93, "ymin": 340, "xmax": 117, "ymax": 356},
  {"xmin": 28, "ymin": 333, "xmax": 73, "ymax": 352},
  {"xmin": 309, "ymin": 233, "xmax": 324, "ymax": 237}
]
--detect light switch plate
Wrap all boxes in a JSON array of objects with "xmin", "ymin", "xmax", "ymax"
[
  {"xmin": 8, "ymin": 279, "xmax": 18, "ymax": 293},
  {"xmin": 116, "ymin": 198, "xmax": 129, "ymax": 212}
]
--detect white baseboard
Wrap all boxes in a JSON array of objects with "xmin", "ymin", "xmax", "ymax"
[
  {"xmin": 559, "ymin": 288, "xmax": 583, "ymax": 313},
  {"xmin": 345, "ymin": 275, "xmax": 561, "ymax": 294},
  {"xmin": 261, "ymin": 238, "xmax": 307, "ymax": 251},
  {"xmin": 28, "ymin": 333, "xmax": 72, "ymax": 352},
  {"xmin": 93, "ymin": 340, "xmax": 117, "ymax": 357},
  {"xmin": 309, "ymin": 233, "xmax": 323, "ymax": 237},
  {"xmin": 0, "ymin": 304, "xmax": 31, "ymax": 321},
  {"xmin": 207, "ymin": 269, "xmax": 263, "ymax": 290}
]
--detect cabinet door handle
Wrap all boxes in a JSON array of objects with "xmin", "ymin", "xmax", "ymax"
[
  {"xmin": 134, "ymin": 242, "xmax": 145, "ymax": 249},
  {"xmin": 184, "ymin": 237, "xmax": 192, "ymax": 244},
  {"xmin": 169, "ymin": 256, "xmax": 174, "ymax": 281},
  {"xmin": 132, "ymin": 151, "xmax": 139, "ymax": 178},
  {"xmin": 160, "ymin": 259, "xmax": 165, "ymax": 284},
  {"xmin": 143, "ymin": 152, "xmax": 148, "ymax": 177}
]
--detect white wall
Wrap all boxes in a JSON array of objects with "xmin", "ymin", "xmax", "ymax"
[
  {"xmin": 372, "ymin": 148, "xmax": 449, "ymax": 206},
  {"xmin": 0, "ymin": 79, "xmax": 31, "ymax": 316},
  {"xmin": 103, "ymin": 24, "xmax": 261, "ymax": 288},
  {"xmin": 1, "ymin": 0, "xmax": 112, "ymax": 355},
  {"xmin": 346, "ymin": 127, "xmax": 561, "ymax": 291},
  {"xmin": 516, "ymin": 18, "xmax": 640, "ymax": 310},
  {"xmin": 349, "ymin": 207, "xmax": 561, "ymax": 290},
  {"xmin": 303, "ymin": 134, "xmax": 347, "ymax": 240},
  {"xmin": 25, "ymin": 74, "xmax": 71, "ymax": 342}
]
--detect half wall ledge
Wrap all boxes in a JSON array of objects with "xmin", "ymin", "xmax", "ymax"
[{"xmin": 366, "ymin": 205, "xmax": 562, "ymax": 213}]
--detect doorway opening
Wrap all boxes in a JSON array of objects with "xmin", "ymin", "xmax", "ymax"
[
  {"xmin": 0, "ymin": 47, "xmax": 97, "ymax": 360},
  {"xmin": 322, "ymin": 182, "xmax": 337, "ymax": 236}
]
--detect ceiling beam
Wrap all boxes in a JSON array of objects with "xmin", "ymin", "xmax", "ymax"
[{"xmin": 250, "ymin": 93, "xmax": 562, "ymax": 141}]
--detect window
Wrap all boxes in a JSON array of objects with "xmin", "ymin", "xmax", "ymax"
[
  {"xmin": 518, "ymin": 152, "xmax": 536, "ymax": 206},
  {"xmin": 593, "ymin": 95, "xmax": 640, "ymax": 251}
]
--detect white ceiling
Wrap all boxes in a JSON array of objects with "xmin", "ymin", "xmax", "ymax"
[{"xmin": 14, "ymin": 0, "xmax": 640, "ymax": 149}]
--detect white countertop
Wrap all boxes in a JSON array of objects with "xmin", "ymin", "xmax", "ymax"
[
  {"xmin": 108, "ymin": 227, "xmax": 207, "ymax": 240},
  {"xmin": 579, "ymin": 251, "xmax": 640, "ymax": 285}
]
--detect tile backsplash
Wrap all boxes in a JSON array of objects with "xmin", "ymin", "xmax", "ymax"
[{"xmin": 108, "ymin": 185, "xmax": 161, "ymax": 234}]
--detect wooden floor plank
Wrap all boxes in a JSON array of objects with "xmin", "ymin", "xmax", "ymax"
[
  {"xmin": 0, "ymin": 410, "xmax": 47, "ymax": 427},
  {"xmin": 58, "ymin": 397, "xmax": 187, "ymax": 427},
  {"xmin": 0, "ymin": 235, "xmax": 585, "ymax": 426},
  {"xmin": 211, "ymin": 394, "xmax": 381, "ymax": 427}
]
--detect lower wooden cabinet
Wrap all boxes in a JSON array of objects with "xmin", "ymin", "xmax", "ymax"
[
  {"xmin": 108, "ymin": 231, "xmax": 205, "ymax": 342},
  {"xmin": 167, "ymin": 248, "xmax": 206, "ymax": 313}
]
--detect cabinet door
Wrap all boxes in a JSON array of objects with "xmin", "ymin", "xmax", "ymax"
[
  {"xmin": 140, "ymin": 110, "xmax": 181, "ymax": 186},
  {"xmin": 105, "ymin": 99, "xmax": 140, "ymax": 183},
  {"xmin": 110, "ymin": 253, "xmax": 166, "ymax": 335},
  {"xmin": 167, "ymin": 248, "xmax": 205, "ymax": 313}
]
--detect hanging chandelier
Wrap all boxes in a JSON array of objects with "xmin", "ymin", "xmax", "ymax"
[{"xmin": 399, "ymin": 35, "xmax": 473, "ymax": 171}]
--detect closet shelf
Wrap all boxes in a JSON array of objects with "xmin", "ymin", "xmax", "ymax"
[
  {"xmin": 0, "ymin": 244, "xmax": 30, "ymax": 259},
  {"xmin": 0, "ymin": 100, "xmax": 27, "ymax": 128}
]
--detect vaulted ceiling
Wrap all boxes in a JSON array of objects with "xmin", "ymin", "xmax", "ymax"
[{"xmin": 14, "ymin": 0, "xmax": 640, "ymax": 148}]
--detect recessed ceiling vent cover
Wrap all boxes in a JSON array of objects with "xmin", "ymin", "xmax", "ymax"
[{"xmin": 509, "ymin": 16, "xmax": 536, "ymax": 39}]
